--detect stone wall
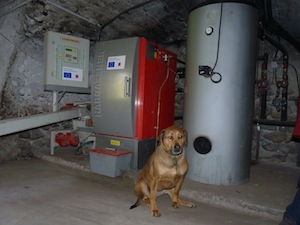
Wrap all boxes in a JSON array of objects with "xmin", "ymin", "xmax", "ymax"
[
  {"xmin": 0, "ymin": 6, "xmax": 299, "ymax": 167},
  {"xmin": 252, "ymin": 39, "xmax": 300, "ymax": 166},
  {"xmin": 0, "ymin": 8, "xmax": 90, "ymax": 162}
]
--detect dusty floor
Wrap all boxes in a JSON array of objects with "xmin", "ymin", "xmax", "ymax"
[{"xmin": 0, "ymin": 147, "xmax": 299, "ymax": 225}]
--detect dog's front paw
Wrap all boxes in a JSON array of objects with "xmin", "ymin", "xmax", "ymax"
[
  {"xmin": 186, "ymin": 201, "xmax": 196, "ymax": 208},
  {"xmin": 143, "ymin": 197, "xmax": 150, "ymax": 208},
  {"xmin": 172, "ymin": 201, "xmax": 179, "ymax": 208},
  {"xmin": 178, "ymin": 200, "xmax": 196, "ymax": 208},
  {"xmin": 152, "ymin": 209, "xmax": 161, "ymax": 217}
]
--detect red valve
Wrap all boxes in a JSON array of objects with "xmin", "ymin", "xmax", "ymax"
[
  {"xmin": 256, "ymin": 79, "xmax": 269, "ymax": 89},
  {"xmin": 277, "ymin": 80, "xmax": 288, "ymax": 89},
  {"xmin": 55, "ymin": 132, "xmax": 79, "ymax": 147}
]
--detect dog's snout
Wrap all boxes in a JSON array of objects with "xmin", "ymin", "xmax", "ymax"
[{"xmin": 173, "ymin": 144, "xmax": 182, "ymax": 154}]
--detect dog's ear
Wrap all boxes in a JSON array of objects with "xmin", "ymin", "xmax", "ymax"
[
  {"xmin": 157, "ymin": 129, "xmax": 166, "ymax": 146},
  {"xmin": 183, "ymin": 129, "xmax": 188, "ymax": 146}
]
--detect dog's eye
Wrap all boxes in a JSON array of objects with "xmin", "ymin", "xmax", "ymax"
[
  {"xmin": 178, "ymin": 135, "xmax": 183, "ymax": 139},
  {"xmin": 168, "ymin": 136, "xmax": 173, "ymax": 140}
]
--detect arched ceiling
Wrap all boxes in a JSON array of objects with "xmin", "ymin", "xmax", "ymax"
[{"xmin": 1, "ymin": 0, "xmax": 300, "ymax": 50}]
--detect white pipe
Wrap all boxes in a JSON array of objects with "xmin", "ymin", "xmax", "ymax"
[
  {"xmin": 45, "ymin": 0, "xmax": 100, "ymax": 27},
  {"xmin": 52, "ymin": 91, "xmax": 59, "ymax": 112},
  {"xmin": 0, "ymin": 0, "xmax": 33, "ymax": 18},
  {"xmin": 0, "ymin": 108, "xmax": 88, "ymax": 137}
]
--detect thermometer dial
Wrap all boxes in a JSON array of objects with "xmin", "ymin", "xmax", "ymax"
[{"xmin": 205, "ymin": 26, "xmax": 213, "ymax": 35}]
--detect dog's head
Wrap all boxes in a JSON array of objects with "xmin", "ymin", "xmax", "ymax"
[{"xmin": 159, "ymin": 126, "xmax": 187, "ymax": 156}]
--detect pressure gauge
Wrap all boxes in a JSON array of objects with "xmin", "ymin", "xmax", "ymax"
[{"xmin": 205, "ymin": 26, "xmax": 213, "ymax": 35}]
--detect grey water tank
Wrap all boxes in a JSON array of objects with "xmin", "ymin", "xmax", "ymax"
[{"xmin": 184, "ymin": 0, "xmax": 258, "ymax": 185}]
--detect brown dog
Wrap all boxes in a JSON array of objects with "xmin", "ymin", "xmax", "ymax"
[{"xmin": 130, "ymin": 125, "xmax": 196, "ymax": 217}]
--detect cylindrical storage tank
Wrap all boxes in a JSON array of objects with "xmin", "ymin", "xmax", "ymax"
[{"xmin": 184, "ymin": 0, "xmax": 258, "ymax": 185}]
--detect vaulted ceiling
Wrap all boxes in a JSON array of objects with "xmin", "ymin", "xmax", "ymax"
[{"xmin": 1, "ymin": 0, "xmax": 300, "ymax": 51}]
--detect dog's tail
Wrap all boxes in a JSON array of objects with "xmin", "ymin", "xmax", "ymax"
[{"xmin": 130, "ymin": 197, "xmax": 141, "ymax": 209}]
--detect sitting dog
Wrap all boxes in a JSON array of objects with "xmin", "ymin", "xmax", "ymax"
[{"xmin": 130, "ymin": 125, "xmax": 196, "ymax": 217}]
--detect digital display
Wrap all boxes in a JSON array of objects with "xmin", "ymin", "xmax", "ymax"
[{"xmin": 64, "ymin": 46, "xmax": 78, "ymax": 64}]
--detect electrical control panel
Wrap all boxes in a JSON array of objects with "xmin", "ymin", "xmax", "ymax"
[{"xmin": 43, "ymin": 31, "xmax": 90, "ymax": 93}]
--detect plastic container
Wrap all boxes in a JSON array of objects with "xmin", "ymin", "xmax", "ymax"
[{"xmin": 89, "ymin": 149, "xmax": 132, "ymax": 178}]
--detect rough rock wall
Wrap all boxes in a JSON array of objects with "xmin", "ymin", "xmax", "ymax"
[
  {"xmin": 252, "ymin": 39, "xmax": 300, "ymax": 166},
  {"xmin": 0, "ymin": 8, "xmax": 90, "ymax": 162},
  {"xmin": 0, "ymin": 6, "xmax": 299, "ymax": 166}
]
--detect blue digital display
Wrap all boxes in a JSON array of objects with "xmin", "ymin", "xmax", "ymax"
[
  {"xmin": 64, "ymin": 72, "xmax": 72, "ymax": 78},
  {"xmin": 108, "ymin": 62, "xmax": 115, "ymax": 68}
]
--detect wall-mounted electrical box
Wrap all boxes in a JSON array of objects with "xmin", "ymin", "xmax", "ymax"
[{"xmin": 43, "ymin": 31, "xmax": 90, "ymax": 93}]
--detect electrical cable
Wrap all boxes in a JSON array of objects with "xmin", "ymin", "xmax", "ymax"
[
  {"xmin": 208, "ymin": 0, "xmax": 224, "ymax": 83},
  {"xmin": 75, "ymin": 132, "xmax": 95, "ymax": 155},
  {"xmin": 211, "ymin": 1, "xmax": 223, "ymax": 72},
  {"xmin": 57, "ymin": 91, "xmax": 66, "ymax": 103},
  {"xmin": 155, "ymin": 55, "xmax": 176, "ymax": 147},
  {"xmin": 199, "ymin": 1, "xmax": 223, "ymax": 83},
  {"xmin": 155, "ymin": 57, "xmax": 170, "ymax": 145},
  {"xmin": 176, "ymin": 58, "xmax": 185, "ymax": 65},
  {"xmin": 97, "ymin": 0, "xmax": 155, "ymax": 41}
]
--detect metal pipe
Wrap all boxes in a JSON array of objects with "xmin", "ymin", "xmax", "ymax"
[
  {"xmin": 263, "ymin": 34, "xmax": 288, "ymax": 56},
  {"xmin": 0, "ymin": 108, "xmax": 88, "ymax": 137},
  {"xmin": 297, "ymin": 143, "xmax": 300, "ymax": 167},
  {"xmin": 45, "ymin": 0, "xmax": 100, "ymax": 27},
  {"xmin": 280, "ymin": 56, "xmax": 289, "ymax": 121},
  {"xmin": 52, "ymin": 91, "xmax": 58, "ymax": 112},
  {"xmin": 253, "ymin": 118, "xmax": 295, "ymax": 127},
  {"xmin": 269, "ymin": 19, "xmax": 300, "ymax": 54},
  {"xmin": 0, "ymin": 0, "xmax": 33, "ymax": 18},
  {"xmin": 260, "ymin": 91, "xmax": 267, "ymax": 119},
  {"xmin": 259, "ymin": 51, "xmax": 268, "ymax": 119},
  {"xmin": 259, "ymin": 33, "xmax": 289, "ymax": 121},
  {"xmin": 255, "ymin": 123, "xmax": 261, "ymax": 163}
]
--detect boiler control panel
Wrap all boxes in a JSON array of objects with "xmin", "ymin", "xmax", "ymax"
[{"xmin": 43, "ymin": 31, "xmax": 90, "ymax": 93}]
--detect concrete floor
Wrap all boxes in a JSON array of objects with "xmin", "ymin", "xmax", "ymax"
[{"xmin": 0, "ymin": 147, "xmax": 299, "ymax": 225}]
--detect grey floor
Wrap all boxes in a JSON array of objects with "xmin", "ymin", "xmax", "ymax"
[{"xmin": 0, "ymin": 148, "xmax": 299, "ymax": 225}]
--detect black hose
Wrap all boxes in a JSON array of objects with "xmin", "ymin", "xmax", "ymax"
[
  {"xmin": 97, "ymin": 0, "xmax": 155, "ymax": 41},
  {"xmin": 263, "ymin": 34, "xmax": 288, "ymax": 57}
]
